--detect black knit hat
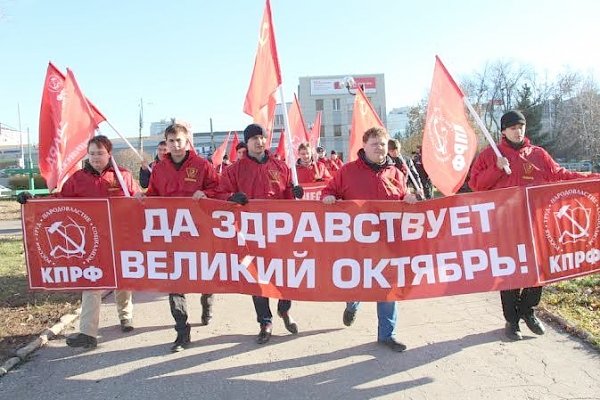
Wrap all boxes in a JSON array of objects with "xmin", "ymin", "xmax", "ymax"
[
  {"xmin": 243, "ymin": 123, "xmax": 266, "ymax": 143},
  {"xmin": 500, "ymin": 110, "xmax": 526, "ymax": 131}
]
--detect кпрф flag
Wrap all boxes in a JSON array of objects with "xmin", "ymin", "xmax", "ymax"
[{"xmin": 422, "ymin": 56, "xmax": 477, "ymax": 196}]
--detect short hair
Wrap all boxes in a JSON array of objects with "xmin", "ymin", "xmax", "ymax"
[
  {"xmin": 388, "ymin": 139, "xmax": 400, "ymax": 150},
  {"xmin": 157, "ymin": 140, "xmax": 167, "ymax": 147},
  {"xmin": 223, "ymin": 154, "xmax": 229, "ymax": 160},
  {"xmin": 362, "ymin": 127, "xmax": 388, "ymax": 143},
  {"xmin": 87, "ymin": 135, "xmax": 112, "ymax": 153},
  {"xmin": 164, "ymin": 123, "xmax": 189, "ymax": 139},
  {"xmin": 236, "ymin": 142, "xmax": 247, "ymax": 151},
  {"xmin": 298, "ymin": 142, "xmax": 311, "ymax": 152}
]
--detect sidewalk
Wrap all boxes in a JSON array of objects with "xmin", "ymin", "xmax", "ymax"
[
  {"xmin": 0, "ymin": 291, "xmax": 598, "ymax": 400},
  {"xmin": 0, "ymin": 219, "xmax": 21, "ymax": 237}
]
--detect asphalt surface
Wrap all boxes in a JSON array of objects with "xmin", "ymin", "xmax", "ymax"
[
  {"xmin": 0, "ymin": 219, "xmax": 21, "ymax": 237},
  {"xmin": 0, "ymin": 290, "xmax": 598, "ymax": 400}
]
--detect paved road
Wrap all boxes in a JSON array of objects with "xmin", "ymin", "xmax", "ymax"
[
  {"xmin": 0, "ymin": 219, "xmax": 21, "ymax": 237},
  {"xmin": 0, "ymin": 291, "xmax": 598, "ymax": 400}
]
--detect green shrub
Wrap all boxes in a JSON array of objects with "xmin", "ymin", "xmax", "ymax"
[{"xmin": 7, "ymin": 174, "xmax": 48, "ymax": 190}]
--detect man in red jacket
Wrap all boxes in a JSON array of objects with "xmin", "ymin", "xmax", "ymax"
[
  {"xmin": 322, "ymin": 126, "xmax": 417, "ymax": 352},
  {"xmin": 19, "ymin": 135, "xmax": 139, "ymax": 349},
  {"xmin": 296, "ymin": 142, "xmax": 332, "ymax": 184},
  {"xmin": 216, "ymin": 123, "xmax": 304, "ymax": 344},
  {"xmin": 142, "ymin": 123, "xmax": 220, "ymax": 352},
  {"xmin": 469, "ymin": 110, "xmax": 600, "ymax": 341}
]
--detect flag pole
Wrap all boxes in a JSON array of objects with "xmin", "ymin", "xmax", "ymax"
[
  {"xmin": 397, "ymin": 153, "xmax": 425, "ymax": 198},
  {"xmin": 110, "ymin": 156, "xmax": 131, "ymax": 197},
  {"xmin": 103, "ymin": 121, "xmax": 145, "ymax": 162},
  {"xmin": 278, "ymin": 86, "xmax": 299, "ymax": 187},
  {"xmin": 462, "ymin": 99, "xmax": 511, "ymax": 175}
]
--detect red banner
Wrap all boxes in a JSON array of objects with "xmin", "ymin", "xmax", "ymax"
[
  {"xmin": 422, "ymin": 56, "xmax": 478, "ymax": 196},
  {"xmin": 348, "ymin": 86, "xmax": 383, "ymax": 162},
  {"xmin": 38, "ymin": 66, "xmax": 100, "ymax": 191},
  {"xmin": 243, "ymin": 0, "xmax": 281, "ymax": 136},
  {"xmin": 22, "ymin": 181, "xmax": 600, "ymax": 300}
]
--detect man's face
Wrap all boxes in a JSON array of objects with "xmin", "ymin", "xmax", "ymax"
[
  {"xmin": 166, "ymin": 131, "xmax": 189, "ymax": 161},
  {"xmin": 299, "ymin": 149, "xmax": 311, "ymax": 163},
  {"xmin": 87, "ymin": 142, "xmax": 111, "ymax": 172},
  {"xmin": 363, "ymin": 135, "xmax": 388, "ymax": 164},
  {"xmin": 157, "ymin": 144, "xmax": 168, "ymax": 160},
  {"xmin": 388, "ymin": 148, "xmax": 399, "ymax": 158},
  {"xmin": 331, "ymin": 153, "xmax": 338, "ymax": 160},
  {"xmin": 503, "ymin": 123, "xmax": 526, "ymax": 143},
  {"xmin": 247, "ymin": 135, "xmax": 267, "ymax": 157},
  {"xmin": 237, "ymin": 147, "xmax": 247, "ymax": 160}
]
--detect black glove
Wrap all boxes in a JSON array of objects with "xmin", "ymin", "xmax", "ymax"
[
  {"xmin": 16, "ymin": 191, "xmax": 33, "ymax": 204},
  {"xmin": 292, "ymin": 185, "xmax": 304, "ymax": 199},
  {"xmin": 228, "ymin": 192, "xmax": 248, "ymax": 205}
]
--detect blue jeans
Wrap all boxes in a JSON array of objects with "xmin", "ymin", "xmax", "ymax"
[{"xmin": 346, "ymin": 301, "xmax": 397, "ymax": 341}]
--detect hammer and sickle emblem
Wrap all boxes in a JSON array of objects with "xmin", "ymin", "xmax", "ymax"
[
  {"xmin": 555, "ymin": 201, "xmax": 590, "ymax": 244},
  {"xmin": 258, "ymin": 22, "xmax": 269, "ymax": 46},
  {"xmin": 359, "ymin": 99, "xmax": 368, "ymax": 116},
  {"xmin": 46, "ymin": 217, "xmax": 86, "ymax": 258},
  {"xmin": 431, "ymin": 115, "xmax": 448, "ymax": 155}
]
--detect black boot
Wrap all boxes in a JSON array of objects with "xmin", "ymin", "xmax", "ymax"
[{"xmin": 171, "ymin": 324, "xmax": 191, "ymax": 352}]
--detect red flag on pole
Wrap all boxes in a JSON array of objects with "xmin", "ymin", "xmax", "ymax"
[
  {"xmin": 228, "ymin": 131, "xmax": 240, "ymax": 162},
  {"xmin": 275, "ymin": 130, "xmax": 287, "ymax": 161},
  {"xmin": 422, "ymin": 56, "xmax": 478, "ymax": 196},
  {"xmin": 287, "ymin": 94, "xmax": 309, "ymax": 162},
  {"xmin": 212, "ymin": 131, "xmax": 231, "ymax": 167},
  {"xmin": 309, "ymin": 111, "xmax": 322, "ymax": 150},
  {"xmin": 243, "ymin": 0, "xmax": 281, "ymax": 145},
  {"xmin": 348, "ymin": 86, "xmax": 384, "ymax": 161},
  {"xmin": 39, "ymin": 68, "xmax": 98, "ymax": 191}
]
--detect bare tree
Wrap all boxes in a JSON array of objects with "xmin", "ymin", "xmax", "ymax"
[
  {"xmin": 113, "ymin": 149, "xmax": 151, "ymax": 181},
  {"xmin": 551, "ymin": 73, "xmax": 600, "ymax": 160}
]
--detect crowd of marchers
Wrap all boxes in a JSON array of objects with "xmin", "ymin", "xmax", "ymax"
[{"xmin": 17, "ymin": 110, "xmax": 600, "ymax": 352}]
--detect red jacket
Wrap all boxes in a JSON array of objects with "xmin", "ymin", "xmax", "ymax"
[
  {"xmin": 146, "ymin": 151, "xmax": 219, "ymax": 197},
  {"xmin": 216, "ymin": 150, "xmax": 293, "ymax": 200},
  {"xmin": 469, "ymin": 137, "xmax": 598, "ymax": 191},
  {"xmin": 296, "ymin": 160, "xmax": 332, "ymax": 184},
  {"xmin": 60, "ymin": 162, "xmax": 138, "ymax": 198},
  {"xmin": 322, "ymin": 150, "xmax": 408, "ymax": 201}
]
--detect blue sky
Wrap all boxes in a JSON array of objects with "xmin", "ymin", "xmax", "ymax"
[{"xmin": 1, "ymin": 0, "xmax": 599, "ymax": 142}]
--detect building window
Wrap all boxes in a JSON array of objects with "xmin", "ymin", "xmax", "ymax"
[
  {"xmin": 320, "ymin": 124, "xmax": 326, "ymax": 137},
  {"xmin": 316, "ymin": 99, "xmax": 324, "ymax": 111},
  {"xmin": 332, "ymin": 98, "xmax": 341, "ymax": 111},
  {"xmin": 333, "ymin": 124, "xmax": 342, "ymax": 137},
  {"xmin": 274, "ymin": 114, "xmax": 284, "ymax": 126}
]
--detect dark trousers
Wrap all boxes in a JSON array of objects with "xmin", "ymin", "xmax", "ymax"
[
  {"xmin": 252, "ymin": 296, "xmax": 291, "ymax": 325},
  {"xmin": 169, "ymin": 293, "xmax": 213, "ymax": 333},
  {"xmin": 423, "ymin": 180, "xmax": 433, "ymax": 199},
  {"xmin": 500, "ymin": 287, "xmax": 542, "ymax": 323}
]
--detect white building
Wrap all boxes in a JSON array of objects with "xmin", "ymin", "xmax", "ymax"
[
  {"xmin": 387, "ymin": 107, "xmax": 410, "ymax": 138},
  {"xmin": 298, "ymin": 74, "xmax": 386, "ymax": 161}
]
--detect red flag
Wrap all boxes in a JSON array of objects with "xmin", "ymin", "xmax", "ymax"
[
  {"xmin": 43, "ymin": 62, "xmax": 106, "ymax": 125},
  {"xmin": 228, "ymin": 132, "xmax": 240, "ymax": 162},
  {"xmin": 243, "ymin": 0, "xmax": 281, "ymax": 143},
  {"xmin": 275, "ymin": 130, "xmax": 286, "ymax": 161},
  {"xmin": 287, "ymin": 94, "xmax": 309, "ymax": 162},
  {"xmin": 348, "ymin": 86, "xmax": 384, "ymax": 161},
  {"xmin": 309, "ymin": 111, "xmax": 322, "ymax": 150},
  {"xmin": 212, "ymin": 131, "xmax": 231, "ymax": 167},
  {"xmin": 39, "ymin": 68, "xmax": 98, "ymax": 190},
  {"xmin": 422, "ymin": 56, "xmax": 478, "ymax": 196}
]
